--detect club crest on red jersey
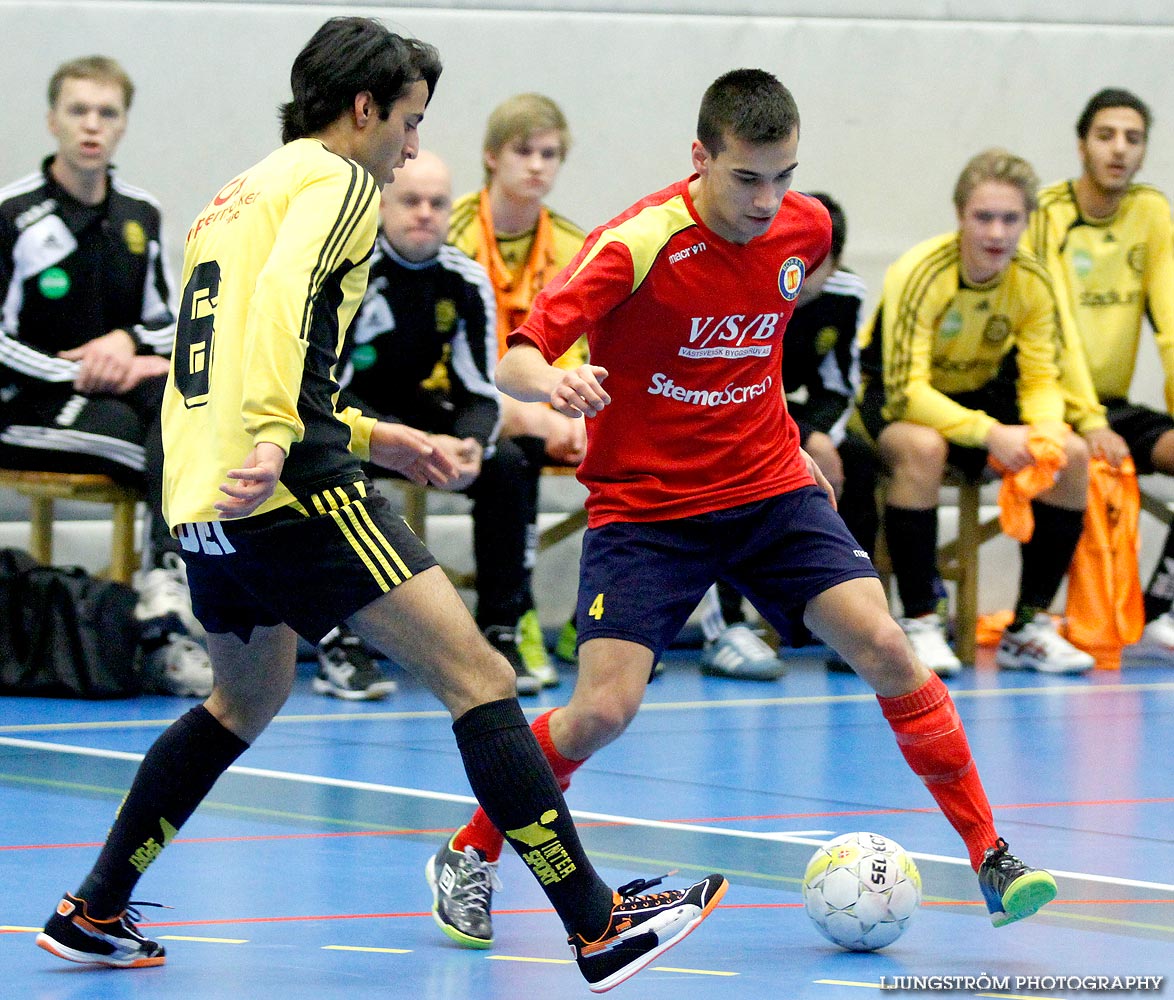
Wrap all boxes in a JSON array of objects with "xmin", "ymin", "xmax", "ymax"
[{"xmin": 778, "ymin": 256, "xmax": 806, "ymax": 301}]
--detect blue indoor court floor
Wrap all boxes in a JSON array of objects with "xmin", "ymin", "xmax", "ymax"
[{"xmin": 1, "ymin": 647, "xmax": 1171, "ymax": 1000}]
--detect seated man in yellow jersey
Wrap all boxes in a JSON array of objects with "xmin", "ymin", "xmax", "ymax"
[
  {"xmin": 1026, "ymin": 88, "xmax": 1174, "ymax": 661},
  {"xmin": 448, "ymin": 93, "xmax": 587, "ymax": 688},
  {"xmin": 858, "ymin": 149, "xmax": 1097, "ymax": 676}
]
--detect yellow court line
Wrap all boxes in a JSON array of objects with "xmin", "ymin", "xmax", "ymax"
[
  {"xmin": 815, "ymin": 980, "xmax": 886, "ymax": 990},
  {"xmin": 1, "ymin": 925, "xmax": 40, "ymax": 933},
  {"xmin": 978, "ymin": 994, "xmax": 1065, "ymax": 1000},
  {"xmin": 158, "ymin": 935, "xmax": 248, "ymax": 944},
  {"xmin": 652, "ymin": 966, "xmax": 738, "ymax": 977},
  {"xmin": 322, "ymin": 944, "xmax": 411, "ymax": 954},
  {"xmin": 3, "ymin": 681, "xmax": 1170, "ymax": 734},
  {"xmin": 488, "ymin": 954, "xmax": 573, "ymax": 966}
]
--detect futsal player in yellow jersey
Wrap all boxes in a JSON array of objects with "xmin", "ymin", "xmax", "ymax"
[
  {"xmin": 858, "ymin": 148, "xmax": 1096, "ymax": 676},
  {"xmin": 447, "ymin": 93, "xmax": 590, "ymax": 686},
  {"xmin": 34, "ymin": 19, "xmax": 725, "ymax": 991},
  {"xmin": 1027, "ymin": 87, "xmax": 1174, "ymax": 659}
]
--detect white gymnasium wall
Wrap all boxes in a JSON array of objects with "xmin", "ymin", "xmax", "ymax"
[
  {"xmin": 3, "ymin": 1, "xmax": 1173, "ymax": 615},
  {"xmin": 4, "ymin": 2, "xmax": 1172, "ymax": 315}
]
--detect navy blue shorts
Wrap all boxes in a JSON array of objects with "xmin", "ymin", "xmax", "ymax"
[
  {"xmin": 575, "ymin": 486, "xmax": 878, "ymax": 658},
  {"xmin": 177, "ymin": 480, "xmax": 436, "ymax": 644}
]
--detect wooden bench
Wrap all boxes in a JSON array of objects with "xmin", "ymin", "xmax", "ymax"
[
  {"xmin": 383, "ymin": 465, "xmax": 587, "ymax": 588},
  {"xmin": 0, "ymin": 470, "xmax": 141, "ymax": 583},
  {"xmin": 873, "ymin": 476, "xmax": 1001, "ymax": 665}
]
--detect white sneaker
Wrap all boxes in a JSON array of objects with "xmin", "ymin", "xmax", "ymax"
[
  {"xmin": 995, "ymin": 614, "xmax": 1094, "ymax": 675},
  {"xmin": 140, "ymin": 634, "xmax": 214, "ymax": 697},
  {"xmin": 135, "ymin": 552, "xmax": 204, "ymax": 639},
  {"xmin": 700, "ymin": 624, "xmax": 786, "ymax": 680},
  {"xmin": 899, "ymin": 613, "xmax": 962, "ymax": 677},
  {"xmin": 1126, "ymin": 610, "xmax": 1174, "ymax": 660}
]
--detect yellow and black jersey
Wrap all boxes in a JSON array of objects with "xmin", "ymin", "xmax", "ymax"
[
  {"xmin": 858, "ymin": 232, "xmax": 1065, "ymax": 448},
  {"xmin": 1027, "ymin": 180, "xmax": 1174, "ymax": 412},
  {"xmin": 161, "ymin": 138, "xmax": 379, "ymax": 527}
]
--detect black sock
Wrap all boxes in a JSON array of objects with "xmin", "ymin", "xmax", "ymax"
[
  {"xmin": 1016, "ymin": 501, "xmax": 1085, "ymax": 617},
  {"xmin": 77, "ymin": 706, "xmax": 249, "ymax": 915},
  {"xmin": 1144, "ymin": 523, "xmax": 1174, "ymax": 621},
  {"xmin": 885, "ymin": 506, "xmax": 940, "ymax": 618},
  {"xmin": 452, "ymin": 698, "xmax": 613, "ymax": 936}
]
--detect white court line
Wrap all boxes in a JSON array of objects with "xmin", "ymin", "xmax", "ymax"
[
  {"xmin": 1, "ymin": 681, "xmax": 1171, "ymax": 735},
  {"xmin": 2, "ymin": 735, "xmax": 1172, "ymax": 895}
]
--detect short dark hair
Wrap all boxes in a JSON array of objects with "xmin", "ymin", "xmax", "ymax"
[
  {"xmin": 808, "ymin": 192, "xmax": 846, "ymax": 262},
  {"xmin": 48, "ymin": 55, "xmax": 134, "ymax": 110},
  {"xmin": 1076, "ymin": 88, "xmax": 1151, "ymax": 140},
  {"xmin": 696, "ymin": 69, "xmax": 799, "ymax": 156},
  {"xmin": 279, "ymin": 17, "xmax": 442, "ymax": 144}
]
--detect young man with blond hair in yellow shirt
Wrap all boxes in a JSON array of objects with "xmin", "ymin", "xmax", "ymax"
[{"xmin": 859, "ymin": 149, "xmax": 1097, "ymax": 676}]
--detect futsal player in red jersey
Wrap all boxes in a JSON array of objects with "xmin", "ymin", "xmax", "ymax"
[{"xmin": 426, "ymin": 68, "xmax": 1058, "ymax": 950}]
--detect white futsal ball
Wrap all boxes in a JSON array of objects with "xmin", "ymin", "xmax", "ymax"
[{"xmin": 802, "ymin": 831, "xmax": 922, "ymax": 951}]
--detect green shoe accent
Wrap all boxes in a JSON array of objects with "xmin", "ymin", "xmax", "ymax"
[
  {"xmin": 516, "ymin": 609, "xmax": 559, "ymax": 687},
  {"xmin": 991, "ymin": 870, "xmax": 1057, "ymax": 927},
  {"xmin": 554, "ymin": 618, "xmax": 578, "ymax": 664}
]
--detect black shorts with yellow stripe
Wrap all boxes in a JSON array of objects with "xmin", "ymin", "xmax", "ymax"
[{"xmin": 177, "ymin": 478, "xmax": 436, "ymax": 643}]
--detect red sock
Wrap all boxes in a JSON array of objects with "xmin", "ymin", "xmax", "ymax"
[
  {"xmin": 877, "ymin": 674, "xmax": 999, "ymax": 871},
  {"xmin": 454, "ymin": 709, "xmax": 586, "ymax": 863}
]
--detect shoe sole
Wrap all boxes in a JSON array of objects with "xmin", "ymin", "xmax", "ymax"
[
  {"xmin": 990, "ymin": 870, "xmax": 1058, "ymax": 927},
  {"xmin": 311, "ymin": 677, "xmax": 396, "ymax": 700},
  {"xmin": 423, "ymin": 854, "xmax": 494, "ymax": 950},
  {"xmin": 586, "ymin": 876, "xmax": 728, "ymax": 994},
  {"xmin": 996, "ymin": 658, "xmax": 1092, "ymax": 676},
  {"xmin": 699, "ymin": 663, "xmax": 785, "ymax": 681},
  {"xmin": 36, "ymin": 931, "xmax": 165, "ymax": 968},
  {"xmin": 514, "ymin": 677, "xmax": 543, "ymax": 697}
]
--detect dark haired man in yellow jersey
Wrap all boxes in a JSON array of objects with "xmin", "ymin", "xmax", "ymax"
[
  {"xmin": 1027, "ymin": 88, "xmax": 1174, "ymax": 661},
  {"xmin": 859, "ymin": 148, "xmax": 1097, "ymax": 676},
  {"xmin": 34, "ymin": 18, "xmax": 725, "ymax": 991}
]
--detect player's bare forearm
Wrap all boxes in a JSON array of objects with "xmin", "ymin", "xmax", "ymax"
[
  {"xmin": 368, "ymin": 421, "xmax": 459, "ymax": 488},
  {"xmin": 496, "ymin": 343, "xmax": 561, "ymax": 402}
]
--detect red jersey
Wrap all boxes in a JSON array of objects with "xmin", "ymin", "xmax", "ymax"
[{"xmin": 510, "ymin": 176, "xmax": 829, "ymax": 526}]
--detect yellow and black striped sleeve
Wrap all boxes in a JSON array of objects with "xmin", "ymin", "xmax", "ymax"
[{"xmin": 242, "ymin": 162, "xmax": 379, "ymax": 455}]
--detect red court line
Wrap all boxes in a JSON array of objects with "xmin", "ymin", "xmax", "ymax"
[
  {"xmin": 66, "ymin": 898, "xmax": 1174, "ymax": 930},
  {"xmin": 3, "ymin": 796, "xmax": 1171, "ymax": 852},
  {"xmin": 0, "ymin": 828, "xmax": 454, "ymax": 852},
  {"xmin": 5, "ymin": 898, "xmax": 1168, "ymax": 936},
  {"xmin": 669, "ymin": 796, "xmax": 1174, "ymax": 825}
]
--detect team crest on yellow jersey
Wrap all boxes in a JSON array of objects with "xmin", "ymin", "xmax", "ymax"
[
  {"xmin": 1128, "ymin": 244, "xmax": 1147, "ymax": 274},
  {"xmin": 939, "ymin": 309, "xmax": 963, "ymax": 338},
  {"xmin": 123, "ymin": 220, "xmax": 146, "ymax": 255},
  {"xmin": 982, "ymin": 315, "xmax": 1011, "ymax": 343}
]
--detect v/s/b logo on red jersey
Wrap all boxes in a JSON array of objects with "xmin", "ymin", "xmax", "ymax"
[{"xmin": 680, "ymin": 312, "xmax": 784, "ymax": 358}]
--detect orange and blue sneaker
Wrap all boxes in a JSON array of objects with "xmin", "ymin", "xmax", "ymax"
[
  {"xmin": 37, "ymin": 892, "xmax": 166, "ymax": 968},
  {"xmin": 571, "ymin": 872, "xmax": 728, "ymax": 993},
  {"xmin": 978, "ymin": 839, "xmax": 1057, "ymax": 926}
]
